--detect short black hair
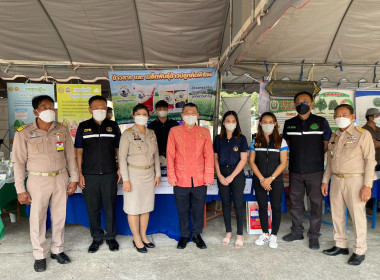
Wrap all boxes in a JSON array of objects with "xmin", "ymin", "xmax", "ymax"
[
  {"xmin": 32, "ymin": 95, "xmax": 54, "ymax": 109},
  {"xmin": 334, "ymin": 104, "xmax": 354, "ymax": 114},
  {"xmin": 89, "ymin": 95, "xmax": 107, "ymax": 107},
  {"xmin": 294, "ymin": 91, "xmax": 314, "ymax": 103},
  {"xmin": 132, "ymin": 104, "xmax": 149, "ymax": 116},
  {"xmin": 155, "ymin": 100, "xmax": 169, "ymax": 109},
  {"xmin": 107, "ymin": 107, "xmax": 113, "ymax": 111},
  {"xmin": 182, "ymin": 102, "xmax": 198, "ymax": 113}
]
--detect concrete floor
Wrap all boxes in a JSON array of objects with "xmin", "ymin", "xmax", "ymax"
[{"xmin": 1, "ymin": 206, "xmax": 380, "ymax": 280}]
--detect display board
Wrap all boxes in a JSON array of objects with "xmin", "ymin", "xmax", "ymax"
[{"xmin": 109, "ymin": 69, "xmax": 217, "ymax": 124}]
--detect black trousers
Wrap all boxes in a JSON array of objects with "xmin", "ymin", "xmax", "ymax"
[
  {"xmin": 217, "ymin": 166, "xmax": 245, "ymax": 235},
  {"xmin": 173, "ymin": 185, "xmax": 207, "ymax": 238},
  {"xmin": 82, "ymin": 173, "xmax": 118, "ymax": 241},
  {"xmin": 253, "ymin": 178, "xmax": 283, "ymax": 235},
  {"xmin": 289, "ymin": 171, "xmax": 323, "ymax": 239}
]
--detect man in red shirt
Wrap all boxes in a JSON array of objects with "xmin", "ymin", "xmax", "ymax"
[{"xmin": 166, "ymin": 103, "xmax": 214, "ymax": 249}]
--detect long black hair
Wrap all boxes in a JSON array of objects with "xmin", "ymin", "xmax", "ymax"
[
  {"xmin": 219, "ymin": 111, "xmax": 242, "ymax": 140},
  {"xmin": 255, "ymin": 112, "xmax": 282, "ymax": 149}
]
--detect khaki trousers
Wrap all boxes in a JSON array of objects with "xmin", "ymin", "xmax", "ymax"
[
  {"xmin": 330, "ymin": 175, "xmax": 367, "ymax": 255},
  {"xmin": 27, "ymin": 172, "xmax": 69, "ymax": 260}
]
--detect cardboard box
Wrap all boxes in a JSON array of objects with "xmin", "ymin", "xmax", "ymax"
[{"xmin": 246, "ymin": 201, "xmax": 272, "ymax": 234}]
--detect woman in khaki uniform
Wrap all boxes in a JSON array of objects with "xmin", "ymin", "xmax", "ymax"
[{"xmin": 119, "ymin": 104, "xmax": 161, "ymax": 253}]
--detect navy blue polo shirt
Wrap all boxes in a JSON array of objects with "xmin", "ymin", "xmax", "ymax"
[{"xmin": 213, "ymin": 134, "xmax": 249, "ymax": 166}]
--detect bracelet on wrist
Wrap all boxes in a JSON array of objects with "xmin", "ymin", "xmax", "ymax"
[{"xmin": 364, "ymin": 184, "xmax": 373, "ymax": 189}]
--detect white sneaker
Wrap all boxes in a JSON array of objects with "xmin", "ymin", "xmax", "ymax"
[
  {"xmin": 255, "ymin": 233, "xmax": 270, "ymax": 246},
  {"xmin": 269, "ymin": 234, "xmax": 278, "ymax": 249}
]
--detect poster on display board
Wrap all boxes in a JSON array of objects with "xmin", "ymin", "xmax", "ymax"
[
  {"xmin": 314, "ymin": 89, "xmax": 355, "ymax": 131},
  {"xmin": 109, "ymin": 68, "xmax": 217, "ymax": 124},
  {"xmin": 269, "ymin": 97, "xmax": 296, "ymax": 132},
  {"xmin": 7, "ymin": 83, "xmax": 55, "ymax": 144},
  {"xmin": 355, "ymin": 90, "xmax": 380, "ymax": 127},
  {"xmin": 56, "ymin": 84, "xmax": 101, "ymax": 139}
]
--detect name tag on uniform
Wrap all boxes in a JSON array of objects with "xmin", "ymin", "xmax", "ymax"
[{"xmin": 56, "ymin": 142, "xmax": 64, "ymax": 152}]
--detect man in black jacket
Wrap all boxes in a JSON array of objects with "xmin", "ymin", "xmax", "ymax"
[
  {"xmin": 282, "ymin": 92, "xmax": 332, "ymax": 250},
  {"xmin": 75, "ymin": 95, "xmax": 121, "ymax": 253}
]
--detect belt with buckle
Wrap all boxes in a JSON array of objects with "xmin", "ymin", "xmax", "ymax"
[
  {"xmin": 29, "ymin": 168, "xmax": 67, "ymax": 177},
  {"xmin": 333, "ymin": 173, "xmax": 363, "ymax": 178},
  {"xmin": 128, "ymin": 163, "xmax": 153, "ymax": 170}
]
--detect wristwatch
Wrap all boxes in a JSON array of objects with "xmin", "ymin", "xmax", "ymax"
[
  {"xmin": 271, "ymin": 175, "xmax": 276, "ymax": 180},
  {"xmin": 364, "ymin": 184, "xmax": 373, "ymax": 189}
]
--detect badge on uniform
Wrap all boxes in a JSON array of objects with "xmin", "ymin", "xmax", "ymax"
[
  {"xmin": 30, "ymin": 130, "xmax": 38, "ymax": 138},
  {"xmin": 133, "ymin": 132, "xmax": 141, "ymax": 141},
  {"xmin": 106, "ymin": 127, "xmax": 113, "ymax": 132},
  {"xmin": 233, "ymin": 146, "xmax": 239, "ymax": 152},
  {"xmin": 200, "ymin": 134, "xmax": 204, "ymax": 138},
  {"xmin": 84, "ymin": 128, "xmax": 92, "ymax": 132},
  {"xmin": 54, "ymin": 132, "xmax": 63, "ymax": 141},
  {"xmin": 346, "ymin": 135, "xmax": 357, "ymax": 144},
  {"xmin": 56, "ymin": 142, "xmax": 64, "ymax": 152}
]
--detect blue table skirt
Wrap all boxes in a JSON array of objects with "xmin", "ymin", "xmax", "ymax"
[{"xmin": 26, "ymin": 187, "xmax": 287, "ymax": 241}]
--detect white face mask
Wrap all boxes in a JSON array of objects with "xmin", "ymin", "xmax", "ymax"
[
  {"xmin": 157, "ymin": 110, "xmax": 168, "ymax": 118},
  {"xmin": 183, "ymin": 115, "xmax": 197, "ymax": 126},
  {"xmin": 37, "ymin": 109, "xmax": 55, "ymax": 123},
  {"xmin": 335, "ymin": 117, "xmax": 352, "ymax": 129},
  {"xmin": 135, "ymin": 115, "xmax": 148, "ymax": 126},
  {"xmin": 262, "ymin": 124, "xmax": 275, "ymax": 134},
  {"xmin": 374, "ymin": 117, "xmax": 380, "ymax": 127},
  {"xmin": 225, "ymin": 123, "xmax": 236, "ymax": 132},
  {"xmin": 92, "ymin": 110, "xmax": 107, "ymax": 122}
]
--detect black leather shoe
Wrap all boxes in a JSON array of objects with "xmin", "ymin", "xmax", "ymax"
[
  {"xmin": 106, "ymin": 239, "xmax": 119, "ymax": 251},
  {"xmin": 133, "ymin": 241, "xmax": 147, "ymax": 253},
  {"xmin": 323, "ymin": 246, "xmax": 349, "ymax": 256},
  {"xmin": 282, "ymin": 232, "xmax": 304, "ymax": 242},
  {"xmin": 34, "ymin": 259, "xmax": 46, "ymax": 272},
  {"xmin": 348, "ymin": 253, "xmax": 365, "ymax": 265},
  {"xmin": 192, "ymin": 235, "xmax": 207, "ymax": 249},
  {"xmin": 51, "ymin": 252, "xmax": 71, "ymax": 264},
  {"xmin": 309, "ymin": 238, "xmax": 320, "ymax": 250},
  {"xmin": 177, "ymin": 237, "xmax": 190, "ymax": 249},
  {"xmin": 88, "ymin": 240, "xmax": 103, "ymax": 253},
  {"xmin": 143, "ymin": 241, "xmax": 156, "ymax": 248}
]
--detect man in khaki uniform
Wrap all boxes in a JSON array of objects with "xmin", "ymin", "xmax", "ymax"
[
  {"xmin": 12, "ymin": 95, "xmax": 79, "ymax": 272},
  {"xmin": 321, "ymin": 104, "xmax": 376, "ymax": 266}
]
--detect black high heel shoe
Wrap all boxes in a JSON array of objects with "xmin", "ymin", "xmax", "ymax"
[
  {"xmin": 142, "ymin": 241, "xmax": 156, "ymax": 248},
  {"xmin": 133, "ymin": 240, "xmax": 147, "ymax": 253}
]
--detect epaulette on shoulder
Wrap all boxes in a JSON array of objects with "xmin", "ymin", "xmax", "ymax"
[
  {"xmin": 16, "ymin": 125, "xmax": 27, "ymax": 132},
  {"xmin": 356, "ymin": 126, "xmax": 365, "ymax": 133},
  {"xmin": 126, "ymin": 127, "xmax": 133, "ymax": 131}
]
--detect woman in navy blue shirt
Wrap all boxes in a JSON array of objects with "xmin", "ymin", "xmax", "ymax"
[
  {"xmin": 248, "ymin": 112, "xmax": 288, "ymax": 249},
  {"xmin": 214, "ymin": 111, "xmax": 248, "ymax": 248}
]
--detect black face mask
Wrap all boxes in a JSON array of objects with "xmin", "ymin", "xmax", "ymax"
[{"xmin": 296, "ymin": 103, "xmax": 310, "ymax": 115}]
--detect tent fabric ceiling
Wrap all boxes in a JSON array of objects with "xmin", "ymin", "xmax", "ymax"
[
  {"xmin": 222, "ymin": 0, "xmax": 380, "ymax": 83},
  {"xmin": 2, "ymin": 0, "xmax": 380, "ymax": 84},
  {"xmin": 0, "ymin": 0, "xmax": 236, "ymax": 81}
]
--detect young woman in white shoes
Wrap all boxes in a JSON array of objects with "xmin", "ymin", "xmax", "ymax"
[
  {"xmin": 249, "ymin": 112, "xmax": 289, "ymax": 249},
  {"xmin": 214, "ymin": 111, "xmax": 249, "ymax": 248}
]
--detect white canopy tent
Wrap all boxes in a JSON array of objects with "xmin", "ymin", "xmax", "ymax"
[
  {"xmin": 1, "ymin": 0, "xmax": 380, "ymax": 90},
  {"xmin": 221, "ymin": 0, "xmax": 380, "ymax": 87}
]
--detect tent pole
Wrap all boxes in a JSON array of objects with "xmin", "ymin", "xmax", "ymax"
[{"xmin": 213, "ymin": 71, "xmax": 222, "ymax": 139}]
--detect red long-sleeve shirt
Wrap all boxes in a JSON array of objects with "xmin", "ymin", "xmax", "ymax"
[{"xmin": 166, "ymin": 124, "xmax": 214, "ymax": 187}]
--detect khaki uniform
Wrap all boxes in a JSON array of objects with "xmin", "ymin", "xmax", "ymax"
[
  {"xmin": 322, "ymin": 124, "xmax": 376, "ymax": 255},
  {"xmin": 119, "ymin": 125, "xmax": 160, "ymax": 215},
  {"xmin": 12, "ymin": 119, "xmax": 79, "ymax": 260}
]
